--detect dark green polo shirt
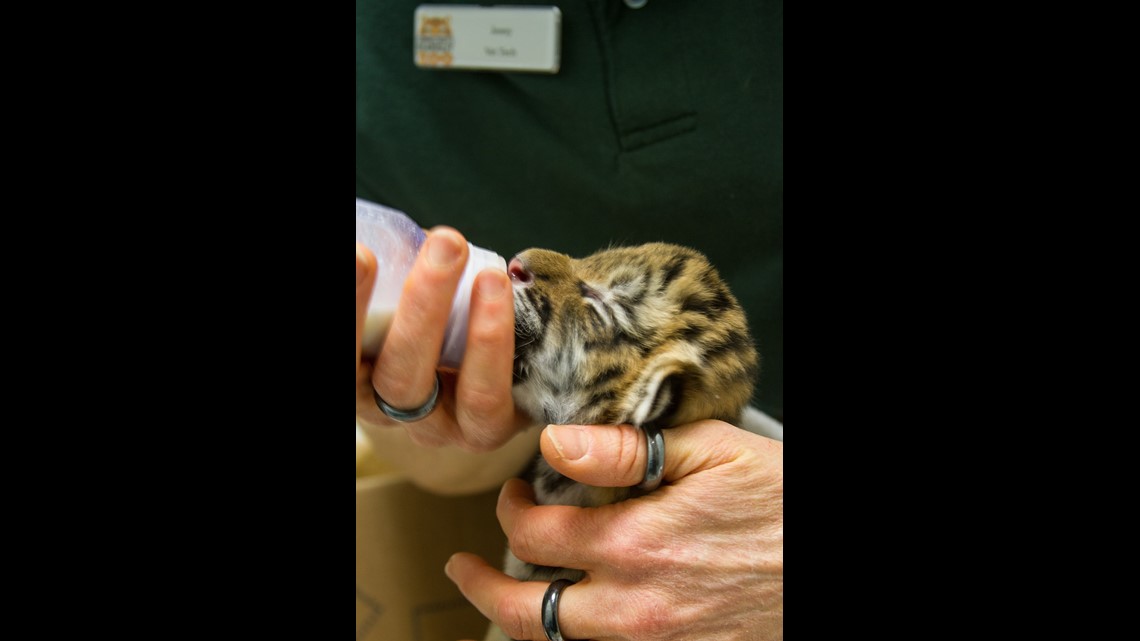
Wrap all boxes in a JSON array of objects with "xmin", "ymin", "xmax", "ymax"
[{"xmin": 357, "ymin": 0, "xmax": 783, "ymax": 420}]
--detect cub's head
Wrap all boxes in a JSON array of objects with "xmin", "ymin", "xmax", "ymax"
[{"xmin": 509, "ymin": 243, "xmax": 758, "ymax": 429}]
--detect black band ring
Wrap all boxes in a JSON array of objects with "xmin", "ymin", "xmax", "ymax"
[
  {"xmin": 541, "ymin": 578, "xmax": 576, "ymax": 641},
  {"xmin": 637, "ymin": 424, "xmax": 665, "ymax": 492},
  {"xmin": 373, "ymin": 373, "xmax": 440, "ymax": 423}
]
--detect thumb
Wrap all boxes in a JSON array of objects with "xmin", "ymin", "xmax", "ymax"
[
  {"xmin": 539, "ymin": 420, "xmax": 743, "ymax": 488},
  {"xmin": 357, "ymin": 244, "xmax": 377, "ymax": 374}
]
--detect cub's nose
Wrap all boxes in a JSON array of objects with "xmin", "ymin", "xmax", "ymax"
[{"xmin": 509, "ymin": 257, "xmax": 534, "ymax": 286}]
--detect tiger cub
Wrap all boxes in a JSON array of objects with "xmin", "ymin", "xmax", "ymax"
[{"xmin": 505, "ymin": 243, "xmax": 759, "ymax": 585}]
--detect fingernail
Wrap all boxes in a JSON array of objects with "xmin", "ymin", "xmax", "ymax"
[
  {"xmin": 547, "ymin": 425, "xmax": 589, "ymax": 461},
  {"xmin": 444, "ymin": 555, "xmax": 456, "ymax": 580},
  {"xmin": 476, "ymin": 271, "xmax": 508, "ymax": 301},
  {"xmin": 427, "ymin": 232, "xmax": 463, "ymax": 268},
  {"xmin": 356, "ymin": 247, "xmax": 368, "ymax": 285}
]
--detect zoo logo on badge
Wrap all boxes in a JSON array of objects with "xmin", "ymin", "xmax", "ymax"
[{"xmin": 415, "ymin": 15, "xmax": 454, "ymax": 67}]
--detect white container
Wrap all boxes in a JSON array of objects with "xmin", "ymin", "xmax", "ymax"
[{"xmin": 356, "ymin": 198, "xmax": 506, "ymax": 369}]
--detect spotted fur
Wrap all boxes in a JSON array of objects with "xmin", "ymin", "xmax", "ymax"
[{"xmin": 505, "ymin": 243, "xmax": 759, "ymax": 586}]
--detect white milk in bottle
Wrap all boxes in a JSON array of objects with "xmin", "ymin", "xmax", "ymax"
[{"xmin": 355, "ymin": 198, "xmax": 506, "ymax": 369}]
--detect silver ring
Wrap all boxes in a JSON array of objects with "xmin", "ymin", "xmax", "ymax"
[
  {"xmin": 373, "ymin": 373, "xmax": 440, "ymax": 423},
  {"xmin": 637, "ymin": 424, "xmax": 665, "ymax": 492},
  {"xmin": 542, "ymin": 578, "xmax": 575, "ymax": 641}
]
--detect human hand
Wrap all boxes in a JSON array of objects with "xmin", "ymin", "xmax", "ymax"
[
  {"xmin": 446, "ymin": 420, "xmax": 784, "ymax": 641},
  {"xmin": 356, "ymin": 229, "xmax": 528, "ymax": 452},
  {"xmin": 357, "ymin": 243, "xmax": 378, "ymax": 376}
]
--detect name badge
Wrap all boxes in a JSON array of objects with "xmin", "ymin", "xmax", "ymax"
[{"xmin": 414, "ymin": 5, "xmax": 562, "ymax": 74}]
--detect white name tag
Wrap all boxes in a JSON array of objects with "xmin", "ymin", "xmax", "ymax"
[{"xmin": 414, "ymin": 5, "xmax": 561, "ymax": 74}]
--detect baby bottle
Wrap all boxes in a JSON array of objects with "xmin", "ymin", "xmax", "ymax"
[{"xmin": 355, "ymin": 198, "xmax": 507, "ymax": 369}]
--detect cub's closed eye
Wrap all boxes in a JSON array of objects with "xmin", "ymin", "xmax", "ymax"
[
  {"xmin": 580, "ymin": 282, "xmax": 612, "ymax": 325},
  {"xmin": 579, "ymin": 281, "xmax": 602, "ymax": 301}
]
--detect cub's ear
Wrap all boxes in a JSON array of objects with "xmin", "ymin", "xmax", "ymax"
[
  {"xmin": 635, "ymin": 370, "xmax": 687, "ymax": 430},
  {"xmin": 626, "ymin": 351, "xmax": 700, "ymax": 429}
]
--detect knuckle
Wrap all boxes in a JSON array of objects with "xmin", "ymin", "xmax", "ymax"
[
  {"xmin": 468, "ymin": 317, "xmax": 509, "ymax": 349},
  {"xmin": 753, "ymin": 431, "xmax": 784, "ymax": 459},
  {"xmin": 618, "ymin": 591, "xmax": 678, "ymax": 640},
  {"xmin": 603, "ymin": 527, "xmax": 644, "ymax": 564},
  {"xmin": 508, "ymin": 517, "xmax": 538, "ymax": 563}
]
